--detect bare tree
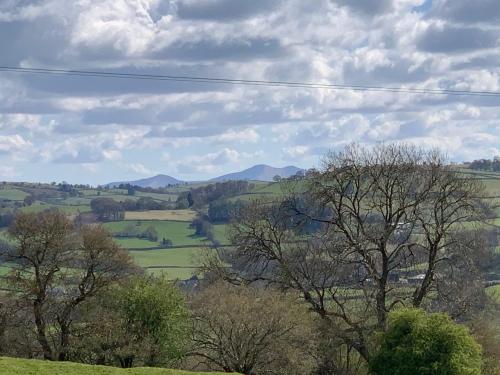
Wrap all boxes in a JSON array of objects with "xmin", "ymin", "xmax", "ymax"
[
  {"xmin": 206, "ymin": 143, "xmax": 487, "ymax": 365},
  {"xmin": 188, "ymin": 282, "xmax": 315, "ymax": 375},
  {"xmin": 2, "ymin": 209, "xmax": 137, "ymax": 360}
]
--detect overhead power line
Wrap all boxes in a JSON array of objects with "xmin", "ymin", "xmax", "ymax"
[{"xmin": 1, "ymin": 65, "xmax": 500, "ymax": 98}]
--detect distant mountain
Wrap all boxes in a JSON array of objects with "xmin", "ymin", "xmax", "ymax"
[
  {"xmin": 106, "ymin": 174, "xmax": 183, "ymax": 188},
  {"xmin": 211, "ymin": 164, "xmax": 303, "ymax": 182}
]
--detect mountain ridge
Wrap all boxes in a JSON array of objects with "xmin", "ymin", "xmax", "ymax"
[
  {"xmin": 105, "ymin": 164, "xmax": 303, "ymax": 187},
  {"xmin": 210, "ymin": 164, "xmax": 303, "ymax": 182},
  {"xmin": 106, "ymin": 174, "xmax": 183, "ymax": 188}
]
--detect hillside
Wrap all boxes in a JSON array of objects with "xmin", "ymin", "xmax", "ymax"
[
  {"xmin": 105, "ymin": 165, "xmax": 303, "ymax": 187},
  {"xmin": 0, "ymin": 356, "xmax": 237, "ymax": 375},
  {"xmin": 211, "ymin": 164, "xmax": 303, "ymax": 182},
  {"xmin": 107, "ymin": 175, "xmax": 183, "ymax": 188}
]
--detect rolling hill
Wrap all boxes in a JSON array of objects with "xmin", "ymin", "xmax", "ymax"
[
  {"xmin": 105, "ymin": 165, "xmax": 304, "ymax": 187},
  {"xmin": 106, "ymin": 174, "xmax": 183, "ymax": 188},
  {"xmin": 211, "ymin": 164, "xmax": 303, "ymax": 182}
]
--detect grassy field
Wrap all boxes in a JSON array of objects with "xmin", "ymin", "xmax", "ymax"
[
  {"xmin": 134, "ymin": 191, "xmax": 178, "ymax": 201},
  {"xmin": 103, "ymin": 220, "xmax": 205, "ymax": 246},
  {"xmin": 0, "ymin": 188, "xmax": 28, "ymax": 201},
  {"xmin": 129, "ymin": 247, "xmax": 213, "ymax": 279},
  {"xmin": 114, "ymin": 238, "xmax": 160, "ymax": 249},
  {"xmin": 20, "ymin": 203, "xmax": 90, "ymax": 215},
  {"xmin": 124, "ymin": 210, "xmax": 197, "ymax": 221},
  {"xmin": 0, "ymin": 356, "xmax": 236, "ymax": 375},
  {"xmin": 212, "ymin": 224, "xmax": 229, "ymax": 244},
  {"xmin": 130, "ymin": 247, "xmax": 207, "ymax": 268}
]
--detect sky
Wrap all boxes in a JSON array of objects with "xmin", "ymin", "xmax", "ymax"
[{"xmin": 0, "ymin": 0, "xmax": 499, "ymax": 185}]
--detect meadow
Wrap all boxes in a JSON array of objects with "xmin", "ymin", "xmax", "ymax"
[
  {"xmin": 0, "ymin": 357, "xmax": 236, "ymax": 375},
  {"xmin": 124, "ymin": 209, "xmax": 197, "ymax": 221}
]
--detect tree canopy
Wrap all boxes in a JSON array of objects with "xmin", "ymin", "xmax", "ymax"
[{"xmin": 370, "ymin": 308, "xmax": 482, "ymax": 375}]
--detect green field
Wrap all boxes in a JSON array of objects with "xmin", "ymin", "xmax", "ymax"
[
  {"xmin": 130, "ymin": 247, "xmax": 213, "ymax": 279},
  {"xmin": 124, "ymin": 210, "xmax": 197, "ymax": 221},
  {"xmin": 0, "ymin": 356, "xmax": 235, "ymax": 375},
  {"xmin": 134, "ymin": 191, "xmax": 178, "ymax": 201},
  {"xmin": 0, "ymin": 188, "xmax": 29, "ymax": 201},
  {"xmin": 114, "ymin": 238, "xmax": 160, "ymax": 249},
  {"xmin": 20, "ymin": 203, "xmax": 90, "ymax": 215},
  {"xmin": 103, "ymin": 220, "xmax": 206, "ymax": 246},
  {"xmin": 130, "ymin": 247, "xmax": 207, "ymax": 268},
  {"xmin": 212, "ymin": 224, "xmax": 229, "ymax": 244}
]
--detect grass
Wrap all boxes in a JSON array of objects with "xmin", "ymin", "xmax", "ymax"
[
  {"xmin": 103, "ymin": 220, "xmax": 205, "ymax": 246},
  {"xmin": 114, "ymin": 238, "xmax": 160, "ymax": 249},
  {"xmin": 124, "ymin": 210, "xmax": 197, "ymax": 222},
  {"xmin": 0, "ymin": 188, "xmax": 28, "ymax": 201},
  {"xmin": 130, "ymin": 247, "xmax": 207, "ymax": 268},
  {"xmin": 0, "ymin": 356, "xmax": 235, "ymax": 375},
  {"xmin": 134, "ymin": 191, "xmax": 178, "ymax": 201},
  {"xmin": 130, "ymin": 247, "xmax": 212, "ymax": 280},
  {"xmin": 212, "ymin": 224, "xmax": 229, "ymax": 244},
  {"xmin": 20, "ymin": 203, "xmax": 90, "ymax": 215}
]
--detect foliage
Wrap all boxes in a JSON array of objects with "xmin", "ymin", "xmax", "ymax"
[
  {"xmin": 369, "ymin": 308, "xmax": 482, "ymax": 375},
  {"xmin": 91, "ymin": 198, "xmax": 125, "ymax": 221},
  {"xmin": 177, "ymin": 181, "xmax": 250, "ymax": 209},
  {"xmin": 189, "ymin": 283, "xmax": 315, "ymax": 375},
  {"xmin": 207, "ymin": 199, "xmax": 247, "ymax": 223},
  {"xmin": 190, "ymin": 217, "xmax": 213, "ymax": 242},
  {"xmin": 118, "ymin": 276, "xmax": 191, "ymax": 367},
  {"xmin": 468, "ymin": 158, "xmax": 500, "ymax": 172}
]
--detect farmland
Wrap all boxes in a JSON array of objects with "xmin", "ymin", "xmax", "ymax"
[
  {"xmin": 124, "ymin": 209, "xmax": 197, "ymax": 221},
  {"xmin": 0, "ymin": 169, "xmax": 498, "ymax": 282},
  {"xmin": 0, "ymin": 181, "xmax": 239, "ymax": 280}
]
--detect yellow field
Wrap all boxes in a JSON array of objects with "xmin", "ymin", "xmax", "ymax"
[{"xmin": 124, "ymin": 210, "xmax": 197, "ymax": 221}]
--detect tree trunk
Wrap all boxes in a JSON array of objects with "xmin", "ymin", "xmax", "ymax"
[
  {"xmin": 33, "ymin": 299, "xmax": 52, "ymax": 360},
  {"xmin": 58, "ymin": 323, "xmax": 71, "ymax": 361}
]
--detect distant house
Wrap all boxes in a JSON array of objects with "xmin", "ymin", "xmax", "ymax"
[{"xmin": 407, "ymin": 274, "xmax": 426, "ymax": 284}]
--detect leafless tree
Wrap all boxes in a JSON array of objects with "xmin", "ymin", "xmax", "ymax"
[
  {"xmin": 188, "ymin": 282, "xmax": 315, "ymax": 375},
  {"xmin": 205, "ymin": 143, "xmax": 488, "ymax": 365},
  {"xmin": 2, "ymin": 209, "xmax": 137, "ymax": 360}
]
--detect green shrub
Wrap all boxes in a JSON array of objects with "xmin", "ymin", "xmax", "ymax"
[{"xmin": 370, "ymin": 308, "xmax": 482, "ymax": 375}]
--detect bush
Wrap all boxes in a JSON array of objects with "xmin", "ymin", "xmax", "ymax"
[{"xmin": 370, "ymin": 308, "xmax": 482, "ymax": 375}]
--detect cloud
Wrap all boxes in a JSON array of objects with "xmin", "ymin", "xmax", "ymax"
[
  {"xmin": 176, "ymin": 0, "xmax": 282, "ymax": 21},
  {"xmin": 417, "ymin": 25, "xmax": 498, "ymax": 53},
  {"xmin": 153, "ymin": 37, "xmax": 288, "ymax": 61},
  {"xmin": 430, "ymin": 0, "xmax": 500, "ymax": 24},
  {"xmin": 128, "ymin": 163, "xmax": 154, "ymax": 175},
  {"xmin": 333, "ymin": 0, "xmax": 394, "ymax": 16},
  {"xmin": 0, "ymin": 134, "xmax": 32, "ymax": 154},
  {"xmin": 214, "ymin": 128, "xmax": 260, "ymax": 144}
]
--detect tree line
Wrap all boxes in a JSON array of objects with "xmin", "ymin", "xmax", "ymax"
[
  {"xmin": 467, "ymin": 157, "xmax": 500, "ymax": 172},
  {"xmin": 176, "ymin": 180, "xmax": 251, "ymax": 209},
  {"xmin": 89, "ymin": 196, "xmax": 173, "ymax": 222}
]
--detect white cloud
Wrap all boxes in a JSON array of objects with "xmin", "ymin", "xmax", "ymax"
[
  {"xmin": 128, "ymin": 162, "xmax": 154, "ymax": 175},
  {"xmin": 0, "ymin": 135, "xmax": 33, "ymax": 154},
  {"xmin": 213, "ymin": 128, "xmax": 260, "ymax": 144}
]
